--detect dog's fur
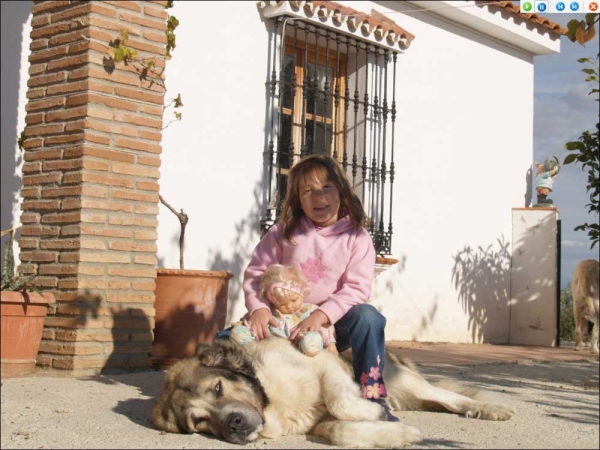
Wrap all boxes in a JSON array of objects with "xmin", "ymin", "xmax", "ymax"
[
  {"xmin": 152, "ymin": 337, "xmax": 515, "ymax": 447},
  {"xmin": 572, "ymin": 259, "xmax": 599, "ymax": 354}
]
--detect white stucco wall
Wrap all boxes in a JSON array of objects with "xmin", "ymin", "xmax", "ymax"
[
  {"xmin": 159, "ymin": 1, "xmax": 560, "ymax": 343},
  {"xmin": 2, "ymin": 1, "xmax": 560, "ymax": 344},
  {"xmin": 0, "ymin": 1, "xmax": 32, "ymax": 268}
]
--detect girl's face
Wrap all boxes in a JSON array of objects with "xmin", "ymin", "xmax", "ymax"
[{"xmin": 298, "ymin": 170, "xmax": 341, "ymax": 227}]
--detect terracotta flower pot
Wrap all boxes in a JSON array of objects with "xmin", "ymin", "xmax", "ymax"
[
  {"xmin": 1, "ymin": 290, "xmax": 54, "ymax": 379},
  {"xmin": 151, "ymin": 268, "xmax": 233, "ymax": 368}
]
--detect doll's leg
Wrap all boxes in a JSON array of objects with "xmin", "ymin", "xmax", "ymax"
[
  {"xmin": 299, "ymin": 331, "xmax": 324, "ymax": 356},
  {"xmin": 229, "ymin": 323, "xmax": 255, "ymax": 345},
  {"xmin": 322, "ymin": 326, "xmax": 339, "ymax": 355}
]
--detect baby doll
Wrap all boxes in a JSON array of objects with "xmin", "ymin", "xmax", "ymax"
[
  {"xmin": 535, "ymin": 155, "xmax": 560, "ymax": 206},
  {"xmin": 230, "ymin": 264, "xmax": 338, "ymax": 356}
]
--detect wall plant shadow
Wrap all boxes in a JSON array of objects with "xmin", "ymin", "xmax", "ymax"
[
  {"xmin": 205, "ymin": 180, "xmax": 263, "ymax": 323},
  {"xmin": 451, "ymin": 236, "xmax": 511, "ymax": 343}
]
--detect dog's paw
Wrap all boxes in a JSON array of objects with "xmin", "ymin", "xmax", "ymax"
[
  {"xmin": 329, "ymin": 397, "xmax": 385, "ymax": 422},
  {"xmin": 376, "ymin": 423, "xmax": 422, "ymax": 448},
  {"xmin": 466, "ymin": 402, "xmax": 516, "ymax": 421},
  {"xmin": 397, "ymin": 423, "xmax": 422, "ymax": 444}
]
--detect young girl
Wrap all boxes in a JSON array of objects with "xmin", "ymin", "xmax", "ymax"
[{"xmin": 241, "ymin": 154, "xmax": 398, "ymax": 422}]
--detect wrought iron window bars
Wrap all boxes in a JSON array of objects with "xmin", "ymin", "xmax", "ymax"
[{"xmin": 262, "ymin": 16, "xmax": 399, "ymax": 256}]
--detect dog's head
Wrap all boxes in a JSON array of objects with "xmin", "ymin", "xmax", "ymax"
[{"xmin": 152, "ymin": 339, "xmax": 269, "ymax": 444}]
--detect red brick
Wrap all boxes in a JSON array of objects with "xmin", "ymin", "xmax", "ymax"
[
  {"xmin": 25, "ymin": 112, "xmax": 45, "ymax": 125},
  {"xmin": 113, "ymin": 137, "xmax": 161, "ymax": 154},
  {"xmin": 46, "ymin": 81, "xmax": 87, "ymax": 96},
  {"xmin": 118, "ymin": 12, "xmax": 166, "ymax": 31},
  {"xmin": 23, "ymin": 148, "xmax": 63, "ymax": 161},
  {"xmin": 144, "ymin": 5, "xmax": 168, "ymax": 20},
  {"xmin": 29, "ymin": 44, "xmax": 69, "ymax": 63},
  {"xmin": 27, "ymin": 71, "xmax": 67, "ymax": 87},
  {"xmin": 47, "ymin": 54, "xmax": 89, "ymax": 71},
  {"xmin": 25, "ymin": 123, "xmax": 65, "ymax": 137},
  {"xmin": 26, "ymin": 97, "xmax": 65, "ymax": 112},
  {"xmin": 137, "ymin": 156, "xmax": 161, "ymax": 167},
  {"xmin": 108, "ymin": 242, "xmax": 157, "ymax": 253},
  {"xmin": 105, "ymin": 1, "xmax": 142, "ymax": 12},
  {"xmin": 137, "ymin": 181, "xmax": 159, "ymax": 191},
  {"xmin": 31, "ymin": 2, "xmax": 72, "ymax": 15},
  {"xmin": 63, "ymin": 146, "xmax": 135, "ymax": 163},
  {"xmin": 143, "ymin": 29, "xmax": 168, "ymax": 44},
  {"xmin": 114, "ymin": 86, "xmax": 164, "ymax": 105},
  {"xmin": 29, "ymin": 63, "xmax": 48, "ymax": 76},
  {"xmin": 114, "ymin": 112, "xmax": 162, "ymax": 129}
]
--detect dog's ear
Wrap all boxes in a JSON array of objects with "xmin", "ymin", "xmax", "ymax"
[
  {"xmin": 195, "ymin": 339, "xmax": 257, "ymax": 381},
  {"xmin": 152, "ymin": 360, "xmax": 189, "ymax": 433}
]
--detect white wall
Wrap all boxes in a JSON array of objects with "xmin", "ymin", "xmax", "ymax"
[
  {"xmin": 365, "ymin": 2, "xmax": 538, "ymax": 343},
  {"xmin": 1, "ymin": 1, "xmax": 558, "ymax": 343},
  {"xmin": 158, "ymin": 1, "xmax": 558, "ymax": 342},
  {"xmin": 0, "ymin": 1, "xmax": 32, "ymax": 268}
]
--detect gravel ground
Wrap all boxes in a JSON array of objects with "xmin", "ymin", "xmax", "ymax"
[{"xmin": 1, "ymin": 359, "xmax": 598, "ymax": 449}]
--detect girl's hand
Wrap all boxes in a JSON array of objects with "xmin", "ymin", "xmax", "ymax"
[
  {"xmin": 248, "ymin": 308, "xmax": 276, "ymax": 340},
  {"xmin": 290, "ymin": 310, "xmax": 329, "ymax": 344}
]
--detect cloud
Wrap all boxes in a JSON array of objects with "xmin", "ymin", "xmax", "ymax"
[{"xmin": 562, "ymin": 240, "xmax": 588, "ymax": 248}]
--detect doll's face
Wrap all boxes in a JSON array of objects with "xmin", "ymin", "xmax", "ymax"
[{"xmin": 269, "ymin": 287, "xmax": 304, "ymax": 314}]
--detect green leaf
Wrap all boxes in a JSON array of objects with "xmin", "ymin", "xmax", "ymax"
[
  {"xmin": 563, "ymin": 153, "xmax": 578, "ymax": 165},
  {"xmin": 582, "ymin": 68, "xmax": 597, "ymax": 74},
  {"xmin": 585, "ymin": 13, "xmax": 599, "ymax": 26},
  {"xmin": 564, "ymin": 141, "xmax": 586, "ymax": 151},
  {"xmin": 577, "ymin": 57, "xmax": 594, "ymax": 63},
  {"xmin": 173, "ymin": 93, "xmax": 183, "ymax": 108}
]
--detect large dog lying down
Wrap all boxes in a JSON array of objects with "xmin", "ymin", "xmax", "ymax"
[{"xmin": 152, "ymin": 337, "xmax": 515, "ymax": 448}]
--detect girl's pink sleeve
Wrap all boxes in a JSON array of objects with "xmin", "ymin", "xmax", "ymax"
[
  {"xmin": 317, "ymin": 229, "xmax": 376, "ymax": 325},
  {"xmin": 243, "ymin": 225, "xmax": 283, "ymax": 316}
]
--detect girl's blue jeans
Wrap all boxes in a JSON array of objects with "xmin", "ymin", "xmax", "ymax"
[{"xmin": 216, "ymin": 303, "xmax": 388, "ymax": 398}]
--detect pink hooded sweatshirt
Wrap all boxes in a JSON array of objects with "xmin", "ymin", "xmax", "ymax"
[{"xmin": 243, "ymin": 215, "xmax": 376, "ymax": 325}]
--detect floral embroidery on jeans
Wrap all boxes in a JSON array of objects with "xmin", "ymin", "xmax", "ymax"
[
  {"xmin": 360, "ymin": 359, "xmax": 387, "ymax": 399},
  {"xmin": 299, "ymin": 257, "xmax": 327, "ymax": 283},
  {"xmin": 368, "ymin": 366, "xmax": 381, "ymax": 381}
]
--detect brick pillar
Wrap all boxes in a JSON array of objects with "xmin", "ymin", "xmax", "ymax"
[{"xmin": 21, "ymin": 0, "xmax": 168, "ymax": 374}]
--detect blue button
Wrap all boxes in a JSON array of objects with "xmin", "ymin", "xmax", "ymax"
[
  {"xmin": 556, "ymin": 2, "xmax": 566, "ymax": 10},
  {"xmin": 537, "ymin": 2, "xmax": 547, "ymax": 11},
  {"xmin": 570, "ymin": 1, "xmax": 579, "ymax": 10}
]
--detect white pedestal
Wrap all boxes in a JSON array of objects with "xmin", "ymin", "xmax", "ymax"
[{"xmin": 509, "ymin": 208, "xmax": 559, "ymax": 346}]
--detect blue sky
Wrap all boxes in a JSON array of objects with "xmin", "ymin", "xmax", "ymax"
[{"xmin": 533, "ymin": 13, "xmax": 599, "ymax": 288}]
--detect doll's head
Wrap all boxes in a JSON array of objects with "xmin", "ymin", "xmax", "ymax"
[{"xmin": 259, "ymin": 264, "xmax": 310, "ymax": 315}]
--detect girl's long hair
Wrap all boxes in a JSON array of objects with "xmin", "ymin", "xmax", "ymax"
[{"xmin": 280, "ymin": 154, "xmax": 366, "ymax": 243}]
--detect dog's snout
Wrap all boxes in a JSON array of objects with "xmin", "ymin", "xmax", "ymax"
[{"xmin": 226, "ymin": 412, "xmax": 245, "ymax": 433}]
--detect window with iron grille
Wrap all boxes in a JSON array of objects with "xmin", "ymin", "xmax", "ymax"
[{"xmin": 261, "ymin": 16, "xmax": 399, "ymax": 256}]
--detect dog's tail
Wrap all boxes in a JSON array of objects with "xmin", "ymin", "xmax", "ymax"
[
  {"xmin": 430, "ymin": 379, "xmax": 501, "ymax": 403},
  {"xmin": 384, "ymin": 349, "xmax": 503, "ymax": 412}
]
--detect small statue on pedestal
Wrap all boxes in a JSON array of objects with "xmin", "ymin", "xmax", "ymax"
[{"xmin": 534, "ymin": 155, "xmax": 560, "ymax": 207}]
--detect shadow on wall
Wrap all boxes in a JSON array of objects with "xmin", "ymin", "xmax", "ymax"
[
  {"xmin": 205, "ymin": 180, "xmax": 263, "ymax": 322},
  {"xmin": 0, "ymin": 1, "xmax": 31, "ymax": 266},
  {"xmin": 451, "ymin": 236, "xmax": 511, "ymax": 343},
  {"xmin": 524, "ymin": 166, "xmax": 533, "ymax": 207},
  {"xmin": 41, "ymin": 290, "xmax": 154, "ymax": 375},
  {"xmin": 373, "ymin": 254, "xmax": 441, "ymax": 340}
]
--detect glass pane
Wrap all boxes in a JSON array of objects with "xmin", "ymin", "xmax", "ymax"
[
  {"xmin": 277, "ymin": 114, "xmax": 293, "ymax": 169},
  {"xmin": 305, "ymin": 119, "xmax": 333, "ymax": 155},
  {"xmin": 306, "ymin": 62, "xmax": 333, "ymax": 118},
  {"xmin": 280, "ymin": 55, "xmax": 295, "ymax": 110}
]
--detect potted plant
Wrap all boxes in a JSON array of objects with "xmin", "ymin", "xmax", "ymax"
[
  {"xmin": 151, "ymin": 196, "xmax": 233, "ymax": 368},
  {"xmin": 1, "ymin": 228, "xmax": 55, "ymax": 378}
]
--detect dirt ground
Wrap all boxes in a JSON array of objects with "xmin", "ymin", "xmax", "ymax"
[{"xmin": 1, "ymin": 342, "xmax": 598, "ymax": 449}]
